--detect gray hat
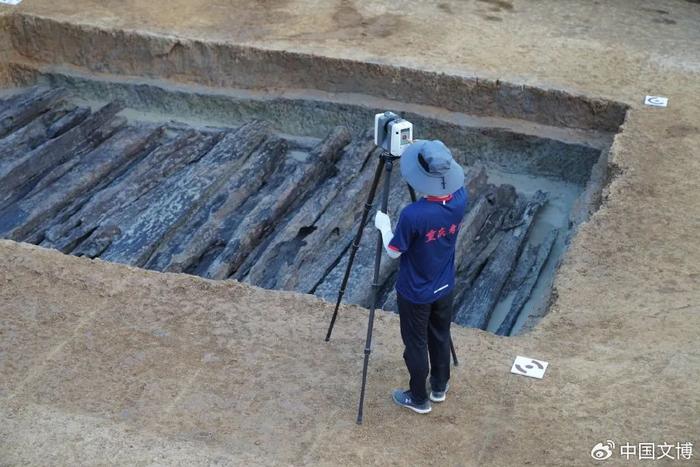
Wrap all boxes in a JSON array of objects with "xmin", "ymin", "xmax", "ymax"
[{"xmin": 400, "ymin": 140, "xmax": 464, "ymax": 196}]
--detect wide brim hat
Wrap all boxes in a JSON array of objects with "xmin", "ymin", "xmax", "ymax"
[{"xmin": 400, "ymin": 140, "xmax": 464, "ymax": 196}]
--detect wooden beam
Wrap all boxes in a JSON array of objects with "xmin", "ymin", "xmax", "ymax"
[
  {"xmin": 0, "ymin": 106, "xmax": 78, "ymax": 163},
  {"xmin": 0, "ymin": 87, "xmax": 67, "ymax": 138},
  {"xmin": 0, "ymin": 102, "xmax": 124, "ymax": 209},
  {"xmin": 0, "ymin": 125, "xmax": 161, "ymax": 242},
  {"xmin": 496, "ymin": 229, "xmax": 558, "ymax": 336},
  {"xmin": 147, "ymin": 134, "xmax": 289, "ymax": 273},
  {"xmin": 202, "ymin": 126, "xmax": 352, "ymax": 279},
  {"xmin": 92, "ymin": 121, "xmax": 273, "ymax": 265},
  {"xmin": 454, "ymin": 191, "xmax": 547, "ymax": 329},
  {"xmin": 238, "ymin": 132, "xmax": 376, "ymax": 288},
  {"xmin": 43, "ymin": 129, "xmax": 220, "ymax": 253}
]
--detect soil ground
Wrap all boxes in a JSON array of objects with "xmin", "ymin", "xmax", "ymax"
[{"xmin": 1, "ymin": 1, "xmax": 699, "ymax": 466}]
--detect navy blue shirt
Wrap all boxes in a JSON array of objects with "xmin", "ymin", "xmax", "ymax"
[{"xmin": 388, "ymin": 187, "xmax": 468, "ymax": 304}]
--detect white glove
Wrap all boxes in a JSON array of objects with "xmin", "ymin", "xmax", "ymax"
[
  {"xmin": 374, "ymin": 210, "xmax": 400, "ymax": 258},
  {"xmin": 374, "ymin": 210, "xmax": 391, "ymax": 233}
]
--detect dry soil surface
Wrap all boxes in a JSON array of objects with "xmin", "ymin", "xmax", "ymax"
[
  {"xmin": 2, "ymin": 240, "xmax": 696, "ymax": 466},
  {"xmin": 1, "ymin": 1, "xmax": 699, "ymax": 466}
]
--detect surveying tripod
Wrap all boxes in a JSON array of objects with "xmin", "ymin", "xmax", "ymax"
[{"xmin": 324, "ymin": 150, "xmax": 458, "ymax": 424}]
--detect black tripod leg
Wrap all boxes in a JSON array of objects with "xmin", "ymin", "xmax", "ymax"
[
  {"xmin": 449, "ymin": 335, "xmax": 459, "ymax": 367},
  {"xmin": 357, "ymin": 156, "xmax": 395, "ymax": 425},
  {"xmin": 406, "ymin": 184, "xmax": 459, "ymax": 367},
  {"xmin": 325, "ymin": 156, "xmax": 385, "ymax": 342},
  {"xmin": 407, "ymin": 184, "xmax": 417, "ymax": 202}
]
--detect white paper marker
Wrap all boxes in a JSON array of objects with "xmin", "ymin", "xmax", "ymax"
[
  {"xmin": 644, "ymin": 96, "xmax": 668, "ymax": 107},
  {"xmin": 510, "ymin": 355, "xmax": 549, "ymax": 379}
]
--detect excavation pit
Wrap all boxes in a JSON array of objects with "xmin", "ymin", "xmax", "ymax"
[{"xmin": 0, "ymin": 47, "xmax": 627, "ymax": 335}]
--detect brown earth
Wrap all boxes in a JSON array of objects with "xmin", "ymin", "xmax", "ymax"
[{"xmin": 1, "ymin": 1, "xmax": 700, "ymax": 466}]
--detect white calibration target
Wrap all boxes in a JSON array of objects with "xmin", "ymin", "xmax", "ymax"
[
  {"xmin": 510, "ymin": 355, "xmax": 549, "ymax": 379},
  {"xmin": 644, "ymin": 95, "xmax": 669, "ymax": 107}
]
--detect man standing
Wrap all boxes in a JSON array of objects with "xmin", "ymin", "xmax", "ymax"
[{"xmin": 374, "ymin": 140, "xmax": 467, "ymax": 414}]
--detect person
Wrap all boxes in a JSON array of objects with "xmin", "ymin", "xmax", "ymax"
[{"xmin": 374, "ymin": 140, "xmax": 467, "ymax": 414}]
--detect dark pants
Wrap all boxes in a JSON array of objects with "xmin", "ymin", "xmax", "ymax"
[{"xmin": 397, "ymin": 290, "xmax": 454, "ymax": 404}]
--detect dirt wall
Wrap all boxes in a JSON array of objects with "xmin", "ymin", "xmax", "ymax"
[{"xmin": 4, "ymin": 13, "xmax": 627, "ymax": 132}]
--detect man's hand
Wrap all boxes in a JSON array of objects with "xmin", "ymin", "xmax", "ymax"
[{"xmin": 374, "ymin": 210, "xmax": 391, "ymax": 232}]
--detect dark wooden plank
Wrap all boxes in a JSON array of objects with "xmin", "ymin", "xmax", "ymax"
[
  {"xmin": 501, "ymin": 240, "xmax": 538, "ymax": 297},
  {"xmin": 19, "ymin": 116, "xmax": 128, "ymax": 204},
  {"xmin": 0, "ymin": 125, "xmax": 161, "ymax": 242},
  {"xmin": 202, "ymin": 126, "xmax": 352, "ymax": 279},
  {"xmin": 0, "ymin": 107, "xmax": 75, "ymax": 162},
  {"xmin": 43, "ymin": 129, "xmax": 220, "ymax": 253},
  {"xmin": 146, "ymin": 134, "xmax": 288, "ymax": 272},
  {"xmin": 496, "ymin": 229, "xmax": 557, "ymax": 336},
  {"xmin": 0, "ymin": 102, "xmax": 125, "ymax": 208},
  {"xmin": 460, "ymin": 184, "xmax": 518, "ymax": 273},
  {"xmin": 459, "ymin": 229, "xmax": 507, "ymax": 288},
  {"xmin": 454, "ymin": 166, "xmax": 491, "ymax": 266},
  {"xmin": 0, "ymin": 104, "xmax": 90, "ymax": 173},
  {"xmin": 239, "ymin": 132, "xmax": 376, "ymax": 288},
  {"xmin": 0, "ymin": 87, "xmax": 67, "ymax": 138},
  {"xmin": 28, "ymin": 123, "xmax": 170, "ymax": 245},
  {"xmin": 0, "ymin": 86, "xmax": 49, "ymax": 109},
  {"xmin": 517, "ymin": 271, "xmax": 558, "ymax": 335},
  {"xmin": 0, "ymin": 87, "xmax": 43, "ymax": 109},
  {"xmin": 452, "ymin": 184, "xmax": 517, "ymax": 308},
  {"xmin": 280, "ymin": 149, "xmax": 380, "ymax": 295},
  {"xmin": 455, "ymin": 196, "xmax": 491, "ymax": 264},
  {"xmin": 454, "ymin": 191, "xmax": 547, "ymax": 329},
  {"xmin": 46, "ymin": 106, "xmax": 91, "ymax": 138},
  {"xmin": 86, "ymin": 121, "xmax": 272, "ymax": 265}
]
